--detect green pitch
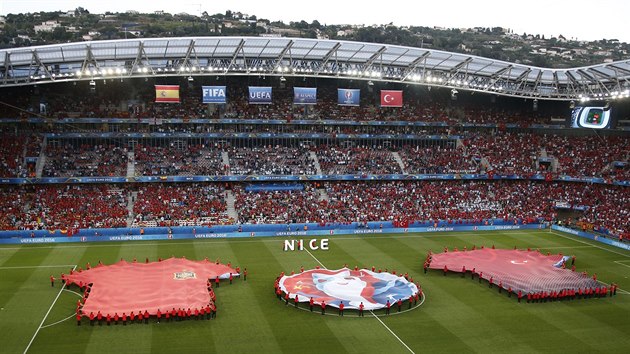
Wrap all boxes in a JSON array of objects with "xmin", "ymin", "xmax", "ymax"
[{"xmin": 1, "ymin": 229, "xmax": 629, "ymax": 354}]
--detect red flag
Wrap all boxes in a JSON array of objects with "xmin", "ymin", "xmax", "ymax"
[
  {"xmin": 155, "ymin": 85, "xmax": 180, "ymax": 103},
  {"xmin": 380, "ymin": 90, "xmax": 403, "ymax": 107}
]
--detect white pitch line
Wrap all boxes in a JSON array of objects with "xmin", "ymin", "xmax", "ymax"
[
  {"xmin": 614, "ymin": 261, "xmax": 630, "ymax": 269},
  {"xmin": 39, "ymin": 289, "xmax": 83, "ymax": 329},
  {"xmin": 23, "ymin": 265, "xmax": 77, "ymax": 354},
  {"xmin": 304, "ymin": 248, "xmax": 327, "ymax": 269},
  {"xmin": 40, "ymin": 313, "xmax": 75, "ymax": 329},
  {"xmin": 550, "ymin": 231, "xmax": 630, "ymax": 258},
  {"xmin": 304, "ymin": 248, "xmax": 415, "ymax": 354},
  {"xmin": 369, "ymin": 311, "xmax": 416, "ymax": 354},
  {"xmin": 0, "ymin": 265, "xmax": 77, "ymax": 270},
  {"xmin": 62, "ymin": 288, "xmax": 83, "ymax": 297}
]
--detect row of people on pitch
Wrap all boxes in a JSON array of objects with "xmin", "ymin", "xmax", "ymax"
[
  {"xmin": 77, "ymin": 305, "xmax": 218, "ymax": 326},
  {"xmin": 524, "ymin": 285, "xmax": 619, "ymax": 303},
  {"xmin": 436, "ymin": 263, "xmax": 620, "ymax": 301},
  {"xmin": 273, "ymin": 270, "xmax": 422, "ymax": 316}
]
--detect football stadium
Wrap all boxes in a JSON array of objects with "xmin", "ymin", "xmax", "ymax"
[{"xmin": 1, "ymin": 11, "xmax": 630, "ymax": 354}]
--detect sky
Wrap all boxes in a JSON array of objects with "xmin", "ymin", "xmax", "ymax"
[{"xmin": 1, "ymin": 0, "xmax": 629, "ymax": 43}]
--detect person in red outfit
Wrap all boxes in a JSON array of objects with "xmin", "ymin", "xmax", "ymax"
[{"xmin": 339, "ymin": 301, "xmax": 344, "ymax": 316}]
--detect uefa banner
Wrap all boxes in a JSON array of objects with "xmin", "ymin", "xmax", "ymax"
[
  {"xmin": 248, "ymin": 86, "xmax": 272, "ymax": 104},
  {"xmin": 202, "ymin": 86, "xmax": 227, "ymax": 104},
  {"xmin": 337, "ymin": 88, "xmax": 360, "ymax": 106},
  {"xmin": 293, "ymin": 87, "xmax": 317, "ymax": 105}
]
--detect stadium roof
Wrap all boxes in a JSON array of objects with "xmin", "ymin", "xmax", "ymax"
[{"xmin": 1, "ymin": 36, "xmax": 629, "ymax": 101}]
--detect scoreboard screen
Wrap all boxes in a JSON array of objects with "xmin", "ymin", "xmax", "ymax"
[{"xmin": 569, "ymin": 106, "xmax": 612, "ymax": 129}]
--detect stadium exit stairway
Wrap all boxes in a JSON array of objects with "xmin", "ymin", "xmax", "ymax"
[
  {"xmin": 126, "ymin": 151, "xmax": 135, "ymax": 177},
  {"xmin": 391, "ymin": 152, "xmax": 406, "ymax": 173},
  {"xmin": 225, "ymin": 191, "xmax": 238, "ymax": 221},
  {"xmin": 126, "ymin": 191, "xmax": 137, "ymax": 227},
  {"xmin": 34, "ymin": 136, "xmax": 47, "ymax": 178},
  {"xmin": 309, "ymin": 151, "xmax": 323, "ymax": 175}
]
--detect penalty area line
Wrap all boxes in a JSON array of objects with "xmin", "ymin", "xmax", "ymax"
[
  {"xmin": 304, "ymin": 249, "xmax": 416, "ymax": 354},
  {"xmin": 23, "ymin": 265, "xmax": 76, "ymax": 354}
]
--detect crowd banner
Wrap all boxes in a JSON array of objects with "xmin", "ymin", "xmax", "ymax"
[
  {"xmin": 293, "ymin": 87, "xmax": 317, "ymax": 105},
  {"xmin": 1, "ymin": 173, "xmax": 628, "ymax": 185},
  {"xmin": 337, "ymin": 89, "xmax": 360, "ymax": 106},
  {"xmin": 248, "ymin": 86, "xmax": 272, "ymax": 104},
  {"xmin": 0, "ymin": 223, "xmax": 548, "ymax": 245},
  {"xmin": 202, "ymin": 86, "xmax": 227, "ymax": 104}
]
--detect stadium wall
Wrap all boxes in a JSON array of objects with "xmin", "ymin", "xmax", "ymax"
[
  {"xmin": 0, "ymin": 223, "xmax": 546, "ymax": 245},
  {"xmin": 551, "ymin": 225, "xmax": 630, "ymax": 251}
]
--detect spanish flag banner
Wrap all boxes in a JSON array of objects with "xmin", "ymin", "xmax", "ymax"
[{"xmin": 155, "ymin": 85, "xmax": 180, "ymax": 103}]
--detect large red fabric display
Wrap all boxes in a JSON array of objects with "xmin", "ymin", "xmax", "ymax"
[
  {"xmin": 429, "ymin": 249, "xmax": 599, "ymax": 293},
  {"xmin": 64, "ymin": 258, "xmax": 237, "ymax": 316}
]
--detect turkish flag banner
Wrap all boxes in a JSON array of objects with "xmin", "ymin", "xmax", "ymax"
[{"xmin": 380, "ymin": 90, "xmax": 403, "ymax": 107}]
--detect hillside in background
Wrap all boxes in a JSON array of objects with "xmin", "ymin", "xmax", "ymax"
[{"xmin": 0, "ymin": 7, "xmax": 628, "ymax": 68}]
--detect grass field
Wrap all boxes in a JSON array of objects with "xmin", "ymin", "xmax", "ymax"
[{"xmin": 1, "ymin": 229, "xmax": 629, "ymax": 354}]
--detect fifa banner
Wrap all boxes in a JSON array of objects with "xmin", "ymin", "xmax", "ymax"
[
  {"xmin": 380, "ymin": 90, "xmax": 403, "ymax": 107},
  {"xmin": 202, "ymin": 86, "xmax": 227, "ymax": 104},
  {"xmin": 248, "ymin": 86, "xmax": 272, "ymax": 104},
  {"xmin": 155, "ymin": 85, "xmax": 180, "ymax": 103},
  {"xmin": 293, "ymin": 87, "xmax": 317, "ymax": 105},
  {"xmin": 337, "ymin": 88, "xmax": 360, "ymax": 106}
]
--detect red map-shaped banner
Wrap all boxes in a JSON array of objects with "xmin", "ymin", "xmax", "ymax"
[
  {"xmin": 429, "ymin": 249, "xmax": 599, "ymax": 294},
  {"xmin": 63, "ymin": 258, "xmax": 238, "ymax": 316}
]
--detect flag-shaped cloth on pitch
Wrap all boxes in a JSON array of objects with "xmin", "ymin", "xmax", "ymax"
[
  {"xmin": 155, "ymin": 85, "xmax": 180, "ymax": 103},
  {"xmin": 380, "ymin": 90, "xmax": 403, "ymax": 107}
]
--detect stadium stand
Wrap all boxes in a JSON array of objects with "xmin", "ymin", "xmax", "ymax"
[{"xmin": 133, "ymin": 183, "xmax": 229, "ymax": 227}]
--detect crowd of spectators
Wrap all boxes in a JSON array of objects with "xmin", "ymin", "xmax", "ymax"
[
  {"xmin": 6, "ymin": 129, "xmax": 625, "ymax": 181},
  {"xmin": 315, "ymin": 145, "xmax": 402, "ymax": 174},
  {"xmin": 233, "ymin": 184, "xmax": 325, "ymax": 224},
  {"xmin": 133, "ymin": 183, "xmax": 228, "ymax": 227},
  {"xmin": 43, "ymin": 144, "xmax": 128, "ymax": 177},
  {"xmin": 398, "ymin": 145, "xmax": 478, "ymax": 174},
  {"xmin": 6, "ymin": 185, "xmax": 129, "ymax": 230},
  {"xmin": 0, "ymin": 181, "xmax": 627, "ymax": 238},
  {"xmin": 228, "ymin": 146, "xmax": 316, "ymax": 175},
  {"xmin": 543, "ymin": 135, "xmax": 629, "ymax": 177},
  {"xmin": 0, "ymin": 134, "xmax": 25, "ymax": 178},
  {"xmin": 133, "ymin": 144, "xmax": 226, "ymax": 176},
  {"xmin": 466, "ymin": 132, "xmax": 543, "ymax": 175},
  {"xmin": 230, "ymin": 180, "xmax": 629, "ymax": 237}
]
